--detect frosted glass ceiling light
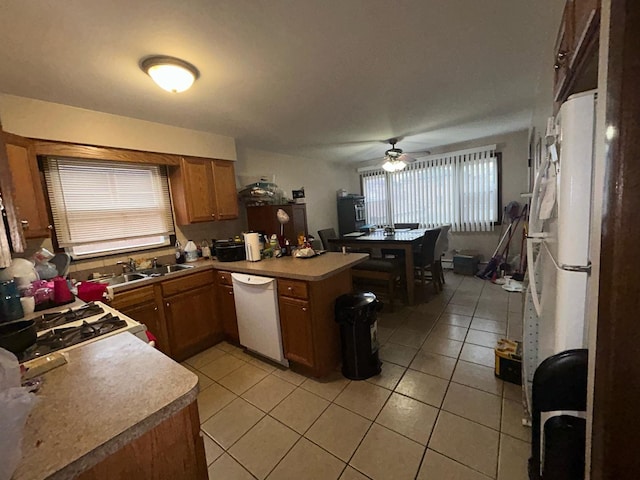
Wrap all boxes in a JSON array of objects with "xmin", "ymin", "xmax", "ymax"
[
  {"xmin": 141, "ymin": 56, "xmax": 199, "ymax": 93},
  {"xmin": 382, "ymin": 159, "xmax": 407, "ymax": 172}
]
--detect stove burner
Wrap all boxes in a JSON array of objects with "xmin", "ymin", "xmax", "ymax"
[
  {"xmin": 34, "ymin": 302, "xmax": 105, "ymax": 332},
  {"xmin": 20, "ymin": 313, "xmax": 126, "ymax": 363}
]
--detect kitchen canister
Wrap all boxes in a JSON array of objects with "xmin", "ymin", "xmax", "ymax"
[{"xmin": 0, "ymin": 280, "xmax": 24, "ymax": 323}]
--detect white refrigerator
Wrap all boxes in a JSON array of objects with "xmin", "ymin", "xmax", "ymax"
[{"xmin": 523, "ymin": 90, "xmax": 597, "ymax": 409}]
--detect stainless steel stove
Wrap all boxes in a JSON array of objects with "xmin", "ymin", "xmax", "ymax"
[{"xmin": 21, "ymin": 302, "xmax": 147, "ymax": 367}]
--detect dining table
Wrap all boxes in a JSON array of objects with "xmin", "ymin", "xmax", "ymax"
[{"xmin": 328, "ymin": 228, "xmax": 431, "ymax": 305}]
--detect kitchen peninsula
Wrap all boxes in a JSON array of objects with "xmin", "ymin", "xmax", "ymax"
[
  {"xmin": 12, "ymin": 332, "xmax": 206, "ymax": 480},
  {"xmin": 108, "ymin": 252, "xmax": 369, "ymax": 377}
]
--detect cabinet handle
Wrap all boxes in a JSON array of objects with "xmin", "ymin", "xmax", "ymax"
[
  {"xmin": 228, "ymin": 291, "xmax": 233, "ymax": 295},
  {"xmin": 47, "ymin": 225, "xmax": 53, "ymax": 230},
  {"xmin": 554, "ymin": 50, "xmax": 568, "ymax": 70},
  {"xmin": 20, "ymin": 220, "xmax": 29, "ymax": 230},
  {"xmin": 154, "ymin": 307, "xmax": 158, "ymax": 311},
  {"xmin": 166, "ymin": 302, "xmax": 170, "ymax": 307},
  {"xmin": 302, "ymin": 307, "xmax": 307, "ymax": 312},
  {"xmin": 211, "ymin": 213, "xmax": 216, "ymax": 218},
  {"xmin": 288, "ymin": 287, "xmax": 293, "ymax": 291}
]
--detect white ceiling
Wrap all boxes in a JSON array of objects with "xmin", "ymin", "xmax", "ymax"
[{"xmin": 0, "ymin": 1, "xmax": 563, "ymax": 164}]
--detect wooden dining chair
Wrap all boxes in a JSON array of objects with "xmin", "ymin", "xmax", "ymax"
[
  {"xmin": 351, "ymin": 258, "xmax": 403, "ymax": 310},
  {"xmin": 318, "ymin": 227, "xmax": 402, "ymax": 309},
  {"xmin": 413, "ymin": 228, "xmax": 442, "ymax": 293},
  {"xmin": 433, "ymin": 224, "xmax": 451, "ymax": 287},
  {"xmin": 317, "ymin": 228, "xmax": 340, "ymax": 251}
]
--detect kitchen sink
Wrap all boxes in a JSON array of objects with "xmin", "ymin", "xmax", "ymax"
[
  {"xmin": 103, "ymin": 273, "xmax": 148, "ymax": 285},
  {"xmin": 94, "ymin": 264, "xmax": 196, "ymax": 287},
  {"xmin": 138, "ymin": 264, "xmax": 195, "ymax": 276}
]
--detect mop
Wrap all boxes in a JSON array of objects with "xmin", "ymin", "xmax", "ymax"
[{"xmin": 476, "ymin": 202, "xmax": 523, "ymax": 280}]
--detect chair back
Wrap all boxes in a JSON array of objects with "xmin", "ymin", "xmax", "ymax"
[
  {"xmin": 394, "ymin": 223, "xmax": 419, "ymax": 230},
  {"xmin": 416, "ymin": 228, "xmax": 441, "ymax": 267},
  {"xmin": 434, "ymin": 224, "xmax": 451, "ymax": 259},
  {"xmin": 317, "ymin": 228, "xmax": 339, "ymax": 251}
]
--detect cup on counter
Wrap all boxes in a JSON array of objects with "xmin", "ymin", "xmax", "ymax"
[
  {"xmin": 20, "ymin": 296, "xmax": 35, "ymax": 315},
  {"xmin": 0, "ymin": 280, "xmax": 24, "ymax": 322},
  {"xmin": 53, "ymin": 277, "xmax": 73, "ymax": 304}
]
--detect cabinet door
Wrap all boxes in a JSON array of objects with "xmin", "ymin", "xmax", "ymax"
[
  {"xmin": 218, "ymin": 284, "xmax": 239, "ymax": 343},
  {"xmin": 212, "ymin": 160, "xmax": 239, "ymax": 220},
  {"xmin": 181, "ymin": 157, "xmax": 216, "ymax": 223},
  {"xmin": 119, "ymin": 300, "xmax": 169, "ymax": 355},
  {"xmin": 278, "ymin": 296, "xmax": 314, "ymax": 367},
  {"xmin": 4, "ymin": 139, "xmax": 51, "ymax": 238},
  {"xmin": 164, "ymin": 284, "xmax": 221, "ymax": 361}
]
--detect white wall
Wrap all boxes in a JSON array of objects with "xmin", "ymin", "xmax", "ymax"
[
  {"xmin": 0, "ymin": 94, "xmax": 237, "ymax": 160},
  {"xmin": 235, "ymin": 146, "xmax": 360, "ymax": 240}
]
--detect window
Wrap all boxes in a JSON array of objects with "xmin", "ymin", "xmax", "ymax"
[
  {"xmin": 360, "ymin": 145, "xmax": 500, "ymax": 232},
  {"xmin": 44, "ymin": 157, "xmax": 175, "ymax": 258}
]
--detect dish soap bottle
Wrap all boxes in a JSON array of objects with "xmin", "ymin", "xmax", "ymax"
[
  {"xmin": 175, "ymin": 241, "xmax": 186, "ymax": 264},
  {"xmin": 201, "ymin": 240, "xmax": 211, "ymax": 259},
  {"xmin": 184, "ymin": 240, "xmax": 198, "ymax": 262}
]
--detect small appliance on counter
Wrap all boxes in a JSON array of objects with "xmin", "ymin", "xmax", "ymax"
[
  {"xmin": 215, "ymin": 240, "xmax": 246, "ymax": 262},
  {"xmin": 244, "ymin": 232, "xmax": 262, "ymax": 262}
]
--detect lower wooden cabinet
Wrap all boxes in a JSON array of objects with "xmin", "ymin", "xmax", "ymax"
[
  {"xmin": 218, "ymin": 284, "xmax": 239, "ymax": 343},
  {"xmin": 77, "ymin": 401, "xmax": 207, "ymax": 480},
  {"xmin": 111, "ymin": 270, "xmax": 222, "ymax": 362},
  {"xmin": 216, "ymin": 271, "xmax": 239, "ymax": 343},
  {"xmin": 278, "ymin": 295, "xmax": 314, "ymax": 367},
  {"xmin": 110, "ymin": 285, "xmax": 169, "ymax": 355},
  {"xmin": 163, "ymin": 283, "xmax": 221, "ymax": 362}
]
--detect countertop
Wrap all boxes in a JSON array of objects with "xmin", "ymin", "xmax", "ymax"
[
  {"xmin": 107, "ymin": 251, "xmax": 369, "ymax": 296},
  {"xmin": 12, "ymin": 332, "xmax": 199, "ymax": 480},
  {"xmin": 208, "ymin": 251, "xmax": 369, "ymax": 281}
]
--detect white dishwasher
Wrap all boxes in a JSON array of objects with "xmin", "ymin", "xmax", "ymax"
[{"xmin": 231, "ymin": 273, "xmax": 288, "ymax": 366}]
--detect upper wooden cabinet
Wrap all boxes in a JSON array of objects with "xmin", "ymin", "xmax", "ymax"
[
  {"xmin": 553, "ymin": 0, "xmax": 600, "ymax": 104},
  {"xmin": 3, "ymin": 133, "xmax": 51, "ymax": 238},
  {"xmin": 170, "ymin": 157, "xmax": 238, "ymax": 225}
]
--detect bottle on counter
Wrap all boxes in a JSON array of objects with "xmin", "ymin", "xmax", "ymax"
[
  {"xmin": 175, "ymin": 241, "xmax": 186, "ymax": 264},
  {"xmin": 184, "ymin": 240, "xmax": 198, "ymax": 262},
  {"xmin": 201, "ymin": 240, "xmax": 211, "ymax": 259}
]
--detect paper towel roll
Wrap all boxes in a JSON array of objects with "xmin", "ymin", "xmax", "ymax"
[{"xmin": 244, "ymin": 232, "xmax": 262, "ymax": 262}]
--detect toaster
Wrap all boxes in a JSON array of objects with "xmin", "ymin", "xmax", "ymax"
[{"xmin": 215, "ymin": 241, "xmax": 246, "ymax": 262}]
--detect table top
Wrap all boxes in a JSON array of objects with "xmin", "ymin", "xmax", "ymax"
[{"xmin": 330, "ymin": 229, "xmax": 428, "ymax": 244}]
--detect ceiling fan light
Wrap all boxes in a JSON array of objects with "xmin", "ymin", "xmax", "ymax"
[
  {"xmin": 141, "ymin": 56, "xmax": 199, "ymax": 93},
  {"xmin": 382, "ymin": 159, "xmax": 406, "ymax": 172}
]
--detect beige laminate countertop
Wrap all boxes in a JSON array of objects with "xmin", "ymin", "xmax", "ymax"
[
  {"xmin": 208, "ymin": 251, "xmax": 369, "ymax": 281},
  {"xmin": 12, "ymin": 332, "xmax": 199, "ymax": 480},
  {"xmin": 107, "ymin": 251, "xmax": 369, "ymax": 296}
]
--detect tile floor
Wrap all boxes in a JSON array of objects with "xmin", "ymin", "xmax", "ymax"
[{"xmin": 183, "ymin": 272, "xmax": 531, "ymax": 480}]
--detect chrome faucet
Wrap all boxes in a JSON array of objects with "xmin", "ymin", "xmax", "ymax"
[
  {"xmin": 116, "ymin": 258, "xmax": 137, "ymax": 273},
  {"xmin": 152, "ymin": 257, "xmax": 159, "ymax": 268}
]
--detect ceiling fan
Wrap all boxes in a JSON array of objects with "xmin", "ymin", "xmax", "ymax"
[{"xmin": 381, "ymin": 138, "xmax": 429, "ymax": 172}]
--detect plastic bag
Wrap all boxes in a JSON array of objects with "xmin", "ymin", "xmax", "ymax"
[
  {"xmin": 32, "ymin": 248, "xmax": 58, "ymax": 280},
  {"xmin": 0, "ymin": 348, "xmax": 38, "ymax": 480}
]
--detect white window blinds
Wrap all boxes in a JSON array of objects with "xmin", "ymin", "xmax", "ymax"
[
  {"xmin": 44, "ymin": 157, "xmax": 175, "ymax": 256},
  {"xmin": 360, "ymin": 146, "xmax": 499, "ymax": 232}
]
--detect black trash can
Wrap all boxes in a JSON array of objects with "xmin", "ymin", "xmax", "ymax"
[{"xmin": 335, "ymin": 292, "xmax": 382, "ymax": 380}]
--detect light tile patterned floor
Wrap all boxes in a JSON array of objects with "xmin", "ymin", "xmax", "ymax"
[{"xmin": 184, "ymin": 272, "xmax": 531, "ymax": 480}]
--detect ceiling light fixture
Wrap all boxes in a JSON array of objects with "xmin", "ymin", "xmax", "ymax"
[
  {"xmin": 382, "ymin": 139, "xmax": 408, "ymax": 172},
  {"xmin": 140, "ymin": 55, "xmax": 199, "ymax": 93},
  {"xmin": 382, "ymin": 158, "xmax": 407, "ymax": 172}
]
